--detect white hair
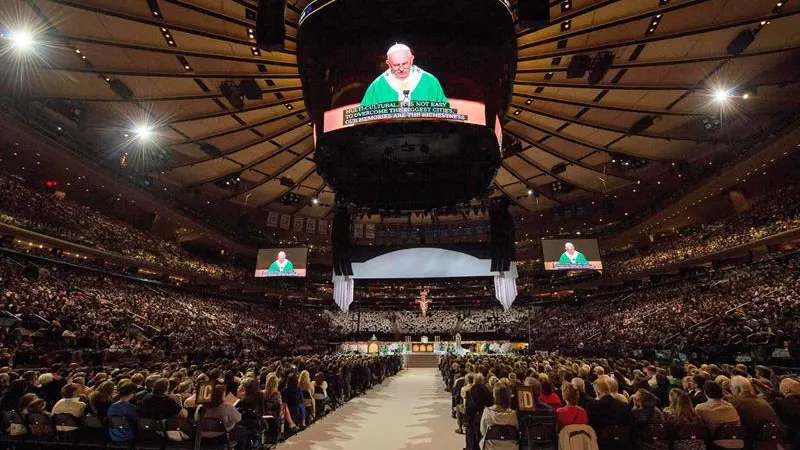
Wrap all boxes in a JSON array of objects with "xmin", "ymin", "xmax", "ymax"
[
  {"xmin": 565, "ymin": 242, "xmax": 574, "ymax": 248},
  {"xmin": 278, "ymin": 251, "xmax": 286, "ymax": 257},
  {"xmin": 730, "ymin": 375, "xmax": 754, "ymax": 395},
  {"xmin": 387, "ymin": 43, "xmax": 411, "ymax": 57}
]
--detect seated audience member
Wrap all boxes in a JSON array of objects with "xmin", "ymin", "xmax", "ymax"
[
  {"xmin": 631, "ymin": 389, "xmax": 668, "ymax": 450},
  {"xmin": 466, "ymin": 373, "xmax": 493, "ymax": 450},
  {"xmin": 236, "ymin": 378, "xmax": 266, "ymax": 418},
  {"xmin": 0, "ymin": 379, "xmax": 28, "ymax": 412},
  {"xmin": 772, "ymin": 378, "xmax": 800, "ymax": 447},
  {"xmin": 605, "ymin": 375, "xmax": 629, "ymax": 403},
  {"xmin": 52, "ymin": 383, "xmax": 87, "ymax": 431},
  {"xmin": 313, "ymin": 372, "xmax": 328, "ymax": 417},
  {"xmin": 183, "ymin": 374, "xmax": 209, "ymax": 408},
  {"xmin": 88, "ymin": 380, "xmax": 115, "ymax": 418},
  {"xmin": 586, "ymin": 376, "xmax": 631, "ymax": 435},
  {"xmin": 728, "ymin": 376, "xmax": 779, "ymax": 437},
  {"xmin": 298, "ymin": 370, "xmax": 316, "ymax": 421},
  {"xmin": 689, "ymin": 375, "xmax": 709, "ymax": 406},
  {"xmin": 522, "ymin": 377, "xmax": 555, "ymax": 418},
  {"xmin": 480, "ymin": 385, "xmax": 518, "ymax": 450},
  {"xmin": 264, "ymin": 373, "xmax": 297, "ymax": 432},
  {"xmin": 281, "ymin": 375, "xmax": 306, "ymax": 428},
  {"xmin": 138, "ymin": 378, "xmax": 184, "ymax": 421},
  {"xmin": 556, "ymin": 383, "xmax": 589, "ymax": 430},
  {"xmin": 195, "ymin": 384, "xmax": 242, "ymax": 439},
  {"xmin": 664, "ymin": 388, "xmax": 706, "ymax": 450},
  {"xmin": 695, "ymin": 381, "xmax": 744, "ymax": 449},
  {"xmin": 539, "ymin": 379, "xmax": 562, "ymax": 410},
  {"xmin": 572, "ymin": 377, "xmax": 594, "ymax": 409},
  {"xmin": 41, "ymin": 368, "xmax": 67, "ymax": 408},
  {"xmin": 107, "ymin": 383, "xmax": 138, "ymax": 443}
]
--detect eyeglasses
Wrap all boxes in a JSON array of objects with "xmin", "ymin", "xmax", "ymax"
[{"xmin": 390, "ymin": 62, "xmax": 411, "ymax": 70}]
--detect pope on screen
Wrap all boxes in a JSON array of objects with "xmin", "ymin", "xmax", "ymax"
[
  {"xmin": 360, "ymin": 43, "xmax": 448, "ymax": 107},
  {"xmin": 268, "ymin": 251, "xmax": 295, "ymax": 273},
  {"xmin": 558, "ymin": 242, "xmax": 588, "ymax": 265}
]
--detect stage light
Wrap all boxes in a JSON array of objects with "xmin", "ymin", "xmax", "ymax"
[
  {"xmin": 9, "ymin": 30, "xmax": 34, "ymax": 50},
  {"xmin": 312, "ymin": 197, "xmax": 319, "ymax": 205},
  {"xmin": 527, "ymin": 189, "xmax": 533, "ymax": 195},
  {"xmin": 134, "ymin": 124, "xmax": 153, "ymax": 139},
  {"xmin": 714, "ymin": 88, "xmax": 731, "ymax": 102},
  {"xmin": 742, "ymin": 92, "xmax": 750, "ymax": 100}
]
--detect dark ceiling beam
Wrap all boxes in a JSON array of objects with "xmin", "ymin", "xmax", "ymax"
[
  {"xmin": 251, "ymin": 166, "xmax": 317, "ymax": 207},
  {"xmin": 504, "ymin": 128, "xmax": 635, "ymax": 182},
  {"xmin": 498, "ymin": 164, "xmax": 562, "ymax": 204},
  {"xmin": 519, "ymin": 8, "xmax": 800, "ymax": 62},
  {"xmin": 56, "ymin": 35, "xmax": 297, "ymax": 68},
  {"xmin": 175, "ymin": 108, "xmax": 306, "ymax": 145},
  {"xmin": 41, "ymin": 66, "xmax": 300, "ymax": 80},
  {"xmin": 510, "ymin": 101, "xmax": 715, "ymax": 142},
  {"xmin": 518, "ymin": 0, "xmax": 711, "ymax": 47},
  {"xmin": 513, "ymin": 152, "xmax": 604, "ymax": 194},
  {"xmin": 30, "ymin": 86, "xmax": 303, "ymax": 103},
  {"xmin": 507, "ymin": 115, "xmax": 674, "ymax": 163},
  {"xmin": 192, "ymin": 134, "xmax": 313, "ymax": 189},
  {"xmin": 518, "ymin": 44, "xmax": 800, "ymax": 75},
  {"xmin": 42, "ymin": 0, "xmax": 297, "ymax": 48},
  {"xmin": 511, "ymin": 92, "xmax": 698, "ymax": 116},
  {"xmin": 512, "ymin": 78, "xmax": 799, "ymax": 91},
  {"xmin": 169, "ymin": 96, "xmax": 304, "ymax": 124},
  {"xmin": 292, "ymin": 181, "xmax": 328, "ymax": 214},
  {"xmin": 517, "ymin": 0, "xmax": 623, "ymax": 40},
  {"xmin": 492, "ymin": 180, "xmax": 537, "ymax": 211},
  {"xmin": 161, "ymin": 0, "xmax": 302, "ymax": 33},
  {"xmin": 168, "ymin": 120, "xmax": 309, "ymax": 170}
]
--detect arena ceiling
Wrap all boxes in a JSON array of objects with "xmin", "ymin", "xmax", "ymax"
[{"xmin": 2, "ymin": 0, "xmax": 800, "ymax": 232}]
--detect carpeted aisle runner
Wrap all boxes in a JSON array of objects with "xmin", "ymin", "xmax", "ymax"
[{"xmin": 282, "ymin": 368, "xmax": 464, "ymax": 450}]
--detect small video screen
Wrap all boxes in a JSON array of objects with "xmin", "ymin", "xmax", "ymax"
[
  {"xmin": 254, "ymin": 248, "xmax": 309, "ymax": 277},
  {"xmin": 541, "ymin": 239, "xmax": 603, "ymax": 271}
]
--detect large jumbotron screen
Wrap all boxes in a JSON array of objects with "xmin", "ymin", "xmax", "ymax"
[
  {"xmin": 254, "ymin": 248, "xmax": 308, "ymax": 277},
  {"xmin": 541, "ymin": 239, "xmax": 603, "ymax": 271},
  {"xmin": 320, "ymin": 41, "xmax": 502, "ymax": 142}
]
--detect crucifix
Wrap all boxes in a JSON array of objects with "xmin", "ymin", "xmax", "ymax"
[{"xmin": 415, "ymin": 289, "xmax": 431, "ymax": 317}]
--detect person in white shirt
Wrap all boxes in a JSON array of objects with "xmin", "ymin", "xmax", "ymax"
[{"xmin": 51, "ymin": 383, "xmax": 86, "ymax": 431}]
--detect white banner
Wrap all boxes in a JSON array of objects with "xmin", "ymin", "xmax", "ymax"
[
  {"xmin": 318, "ymin": 220, "xmax": 328, "ymax": 235},
  {"xmin": 267, "ymin": 211, "xmax": 279, "ymax": 228},
  {"xmin": 365, "ymin": 223, "xmax": 375, "ymax": 239},
  {"xmin": 305, "ymin": 218, "xmax": 316, "ymax": 234},
  {"xmin": 279, "ymin": 214, "xmax": 291, "ymax": 230},
  {"xmin": 353, "ymin": 222, "xmax": 363, "ymax": 239},
  {"xmin": 293, "ymin": 216, "xmax": 304, "ymax": 232}
]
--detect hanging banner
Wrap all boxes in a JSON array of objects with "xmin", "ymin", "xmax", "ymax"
[
  {"xmin": 294, "ymin": 216, "xmax": 304, "ymax": 232},
  {"xmin": 365, "ymin": 224, "xmax": 375, "ymax": 239},
  {"xmin": 279, "ymin": 214, "xmax": 291, "ymax": 230},
  {"xmin": 318, "ymin": 220, "xmax": 328, "ymax": 235},
  {"xmin": 353, "ymin": 222, "xmax": 364, "ymax": 239},
  {"xmin": 267, "ymin": 211, "xmax": 279, "ymax": 228},
  {"xmin": 305, "ymin": 218, "xmax": 316, "ymax": 234}
]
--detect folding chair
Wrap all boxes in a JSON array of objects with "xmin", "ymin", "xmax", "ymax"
[
  {"xmin": 80, "ymin": 415, "xmax": 111, "ymax": 449},
  {"xmin": 52, "ymin": 413, "xmax": 80, "ymax": 447},
  {"xmin": 523, "ymin": 420, "xmax": 557, "ymax": 449},
  {"xmin": 163, "ymin": 418, "xmax": 195, "ymax": 450},
  {"xmin": 598, "ymin": 425, "xmax": 632, "ymax": 450},
  {"xmin": 712, "ymin": 424, "xmax": 747, "ymax": 450},
  {"xmin": 1, "ymin": 410, "xmax": 27, "ymax": 447},
  {"xmin": 195, "ymin": 418, "xmax": 230, "ymax": 450},
  {"xmin": 106, "ymin": 416, "xmax": 135, "ymax": 450},
  {"xmin": 25, "ymin": 412, "xmax": 56, "ymax": 447},
  {"xmin": 136, "ymin": 418, "xmax": 165, "ymax": 450},
  {"xmin": 482, "ymin": 424, "xmax": 519, "ymax": 450}
]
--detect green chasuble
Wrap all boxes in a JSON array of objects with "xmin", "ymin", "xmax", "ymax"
[
  {"xmin": 361, "ymin": 66, "xmax": 448, "ymax": 106},
  {"xmin": 558, "ymin": 251, "xmax": 588, "ymax": 264},
  {"xmin": 268, "ymin": 260, "xmax": 295, "ymax": 273}
]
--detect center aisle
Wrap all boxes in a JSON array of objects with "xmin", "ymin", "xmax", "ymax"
[{"xmin": 282, "ymin": 368, "xmax": 464, "ymax": 450}]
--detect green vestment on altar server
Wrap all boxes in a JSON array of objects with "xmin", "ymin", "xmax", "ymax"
[{"xmin": 360, "ymin": 66, "xmax": 448, "ymax": 106}]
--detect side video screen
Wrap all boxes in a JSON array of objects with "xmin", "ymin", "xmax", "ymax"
[
  {"xmin": 254, "ymin": 248, "xmax": 308, "ymax": 277},
  {"xmin": 541, "ymin": 239, "xmax": 603, "ymax": 271}
]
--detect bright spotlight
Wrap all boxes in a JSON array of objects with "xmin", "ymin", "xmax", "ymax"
[
  {"xmin": 312, "ymin": 197, "xmax": 319, "ymax": 205},
  {"xmin": 133, "ymin": 124, "xmax": 152, "ymax": 139},
  {"xmin": 742, "ymin": 93, "xmax": 750, "ymax": 100},
  {"xmin": 714, "ymin": 89, "xmax": 731, "ymax": 102},
  {"xmin": 8, "ymin": 30, "xmax": 34, "ymax": 50}
]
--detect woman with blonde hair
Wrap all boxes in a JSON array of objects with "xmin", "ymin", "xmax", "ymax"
[
  {"xmin": 264, "ymin": 373, "xmax": 296, "ymax": 432},
  {"xmin": 298, "ymin": 370, "xmax": 316, "ymax": 421}
]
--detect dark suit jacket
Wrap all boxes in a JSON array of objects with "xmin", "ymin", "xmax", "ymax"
[
  {"xmin": 587, "ymin": 395, "xmax": 631, "ymax": 432},
  {"xmin": 466, "ymin": 384, "xmax": 493, "ymax": 427},
  {"xmin": 689, "ymin": 389, "xmax": 707, "ymax": 406}
]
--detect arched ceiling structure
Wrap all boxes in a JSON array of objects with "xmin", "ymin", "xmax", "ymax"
[{"xmin": 2, "ymin": 0, "xmax": 800, "ymax": 234}]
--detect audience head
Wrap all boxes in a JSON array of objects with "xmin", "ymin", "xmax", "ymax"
[
  {"xmin": 492, "ymin": 385, "xmax": 512, "ymax": 409},
  {"xmin": 703, "ymin": 380, "xmax": 724, "ymax": 400}
]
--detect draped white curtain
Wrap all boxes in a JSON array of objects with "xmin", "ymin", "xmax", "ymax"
[
  {"xmin": 333, "ymin": 275, "xmax": 354, "ymax": 313},
  {"xmin": 493, "ymin": 262, "xmax": 519, "ymax": 310}
]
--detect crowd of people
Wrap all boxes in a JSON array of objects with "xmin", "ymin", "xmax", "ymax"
[
  {"xmin": 604, "ymin": 184, "xmax": 800, "ymax": 276},
  {"xmin": 0, "ymin": 352, "xmax": 401, "ymax": 446},
  {"xmin": 0, "ymin": 173, "xmax": 249, "ymax": 281},
  {"xmin": 0, "ymin": 256, "xmax": 331, "ymax": 366},
  {"xmin": 441, "ymin": 354, "xmax": 800, "ymax": 450}
]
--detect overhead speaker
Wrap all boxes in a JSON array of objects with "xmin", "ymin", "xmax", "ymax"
[
  {"xmin": 23, "ymin": 265, "xmax": 40, "ymax": 280},
  {"xmin": 238, "ymin": 79, "xmax": 263, "ymax": 100},
  {"xmin": 551, "ymin": 163, "xmax": 567, "ymax": 175},
  {"xmin": 108, "ymin": 79, "xmax": 134, "ymax": 100},
  {"xmin": 220, "ymin": 82, "xmax": 245, "ymax": 109},
  {"xmin": 256, "ymin": 0, "xmax": 287, "ymax": 51},
  {"xmin": 727, "ymin": 29, "xmax": 755, "ymax": 55},
  {"xmin": 489, "ymin": 198, "xmax": 515, "ymax": 272},
  {"xmin": 588, "ymin": 52, "xmax": 614, "ymax": 85},
  {"xmin": 567, "ymin": 54, "xmax": 591, "ymax": 79},
  {"xmin": 517, "ymin": 0, "xmax": 550, "ymax": 30}
]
